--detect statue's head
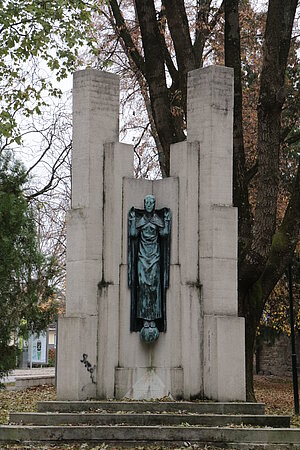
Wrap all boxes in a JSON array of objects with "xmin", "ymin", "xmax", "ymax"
[{"xmin": 144, "ymin": 195, "xmax": 155, "ymax": 214}]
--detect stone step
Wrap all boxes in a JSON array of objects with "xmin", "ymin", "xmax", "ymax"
[
  {"xmin": 0, "ymin": 425, "xmax": 300, "ymax": 447},
  {"xmin": 9, "ymin": 412, "xmax": 290, "ymax": 427},
  {"xmin": 37, "ymin": 400, "xmax": 266, "ymax": 415}
]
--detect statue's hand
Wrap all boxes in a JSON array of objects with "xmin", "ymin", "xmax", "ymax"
[
  {"xmin": 164, "ymin": 209, "xmax": 171, "ymax": 222},
  {"xmin": 129, "ymin": 208, "xmax": 136, "ymax": 221}
]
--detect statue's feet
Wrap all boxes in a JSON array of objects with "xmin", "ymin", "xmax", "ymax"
[{"xmin": 140, "ymin": 320, "xmax": 159, "ymax": 343}]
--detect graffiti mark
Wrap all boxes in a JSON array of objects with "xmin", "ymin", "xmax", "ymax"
[{"xmin": 80, "ymin": 353, "xmax": 96, "ymax": 384}]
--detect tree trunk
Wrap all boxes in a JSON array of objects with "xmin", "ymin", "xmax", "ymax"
[
  {"xmin": 135, "ymin": 0, "xmax": 180, "ymax": 176},
  {"xmin": 244, "ymin": 314, "xmax": 257, "ymax": 401},
  {"xmin": 224, "ymin": 0, "xmax": 252, "ymax": 257},
  {"xmin": 239, "ymin": 0, "xmax": 298, "ymax": 288},
  {"xmin": 239, "ymin": 279, "xmax": 264, "ymax": 400},
  {"xmin": 162, "ymin": 0, "xmax": 196, "ymax": 114}
]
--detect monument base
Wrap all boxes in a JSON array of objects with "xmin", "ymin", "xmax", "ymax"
[
  {"xmin": 56, "ymin": 316, "xmax": 97, "ymax": 400},
  {"xmin": 115, "ymin": 367, "xmax": 184, "ymax": 400},
  {"xmin": 204, "ymin": 315, "xmax": 246, "ymax": 401}
]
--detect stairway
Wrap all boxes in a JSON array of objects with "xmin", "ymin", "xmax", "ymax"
[{"xmin": 1, "ymin": 400, "xmax": 300, "ymax": 449}]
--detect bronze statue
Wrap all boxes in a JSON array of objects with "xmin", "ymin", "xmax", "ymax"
[{"xmin": 128, "ymin": 195, "xmax": 171, "ymax": 343}]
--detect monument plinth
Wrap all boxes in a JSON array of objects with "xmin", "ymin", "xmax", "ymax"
[{"xmin": 56, "ymin": 66, "xmax": 246, "ymax": 401}]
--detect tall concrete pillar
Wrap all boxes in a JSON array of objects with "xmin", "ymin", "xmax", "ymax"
[
  {"xmin": 57, "ymin": 69, "xmax": 132, "ymax": 400},
  {"xmin": 170, "ymin": 141, "xmax": 202, "ymax": 398},
  {"xmin": 187, "ymin": 66, "xmax": 245, "ymax": 401}
]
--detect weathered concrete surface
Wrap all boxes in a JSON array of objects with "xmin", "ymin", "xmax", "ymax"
[
  {"xmin": 72, "ymin": 69, "xmax": 120, "ymax": 210},
  {"xmin": 204, "ymin": 315, "xmax": 245, "ymax": 401},
  {"xmin": 14, "ymin": 375, "xmax": 54, "ymax": 389},
  {"xmin": 37, "ymin": 401, "xmax": 265, "ymax": 415},
  {"xmin": 170, "ymin": 141, "xmax": 203, "ymax": 399},
  {"xmin": 57, "ymin": 316, "xmax": 98, "ymax": 400},
  {"xmin": 58, "ymin": 66, "xmax": 245, "ymax": 402},
  {"xmin": 114, "ymin": 366, "xmax": 184, "ymax": 400},
  {"xmin": 10, "ymin": 412, "xmax": 290, "ymax": 428},
  {"xmin": 117, "ymin": 177, "xmax": 188, "ymax": 400},
  {"xmin": 57, "ymin": 69, "xmax": 122, "ymax": 400},
  {"xmin": 186, "ymin": 65, "xmax": 245, "ymax": 401},
  {"xmin": 1, "ymin": 425, "xmax": 300, "ymax": 445}
]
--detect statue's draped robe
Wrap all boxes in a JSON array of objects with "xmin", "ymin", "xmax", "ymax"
[
  {"xmin": 136, "ymin": 214, "xmax": 163, "ymax": 320},
  {"xmin": 128, "ymin": 208, "xmax": 171, "ymax": 332}
]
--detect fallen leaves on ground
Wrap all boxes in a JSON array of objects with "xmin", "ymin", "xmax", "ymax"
[
  {"xmin": 91, "ymin": 444, "xmax": 229, "ymax": 449},
  {"xmin": 0, "ymin": 384, "xmax": 55, "ymax": 425},
  {"xmin": 254, "ymin": 375, "xmax": 300, "ymax": 427}
]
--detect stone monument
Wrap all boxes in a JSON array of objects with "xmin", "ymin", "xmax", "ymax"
[{"xmin": 56, "ymin": 65, "xmax": 246, "ymax": 401}]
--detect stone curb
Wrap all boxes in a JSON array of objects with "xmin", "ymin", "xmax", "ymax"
[
  {"xmin": 9, "ymin": 412, "xmax": 290, "ymax": 428},
  {"xmin": 0, "ymin": 425, "xmax": 300, "ymax": 444},
  {"xmin": 15, "ymin": 376, "xmax": 55, "ymax": 389},
  {"xmin": 37, "ymin": 401, "xmax": 266, "ymax": 415}
]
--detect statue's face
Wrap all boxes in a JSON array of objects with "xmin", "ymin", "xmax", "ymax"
[{"xmin": 144, "ymin": 195, "xmax": 155, "ymax": 213}]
